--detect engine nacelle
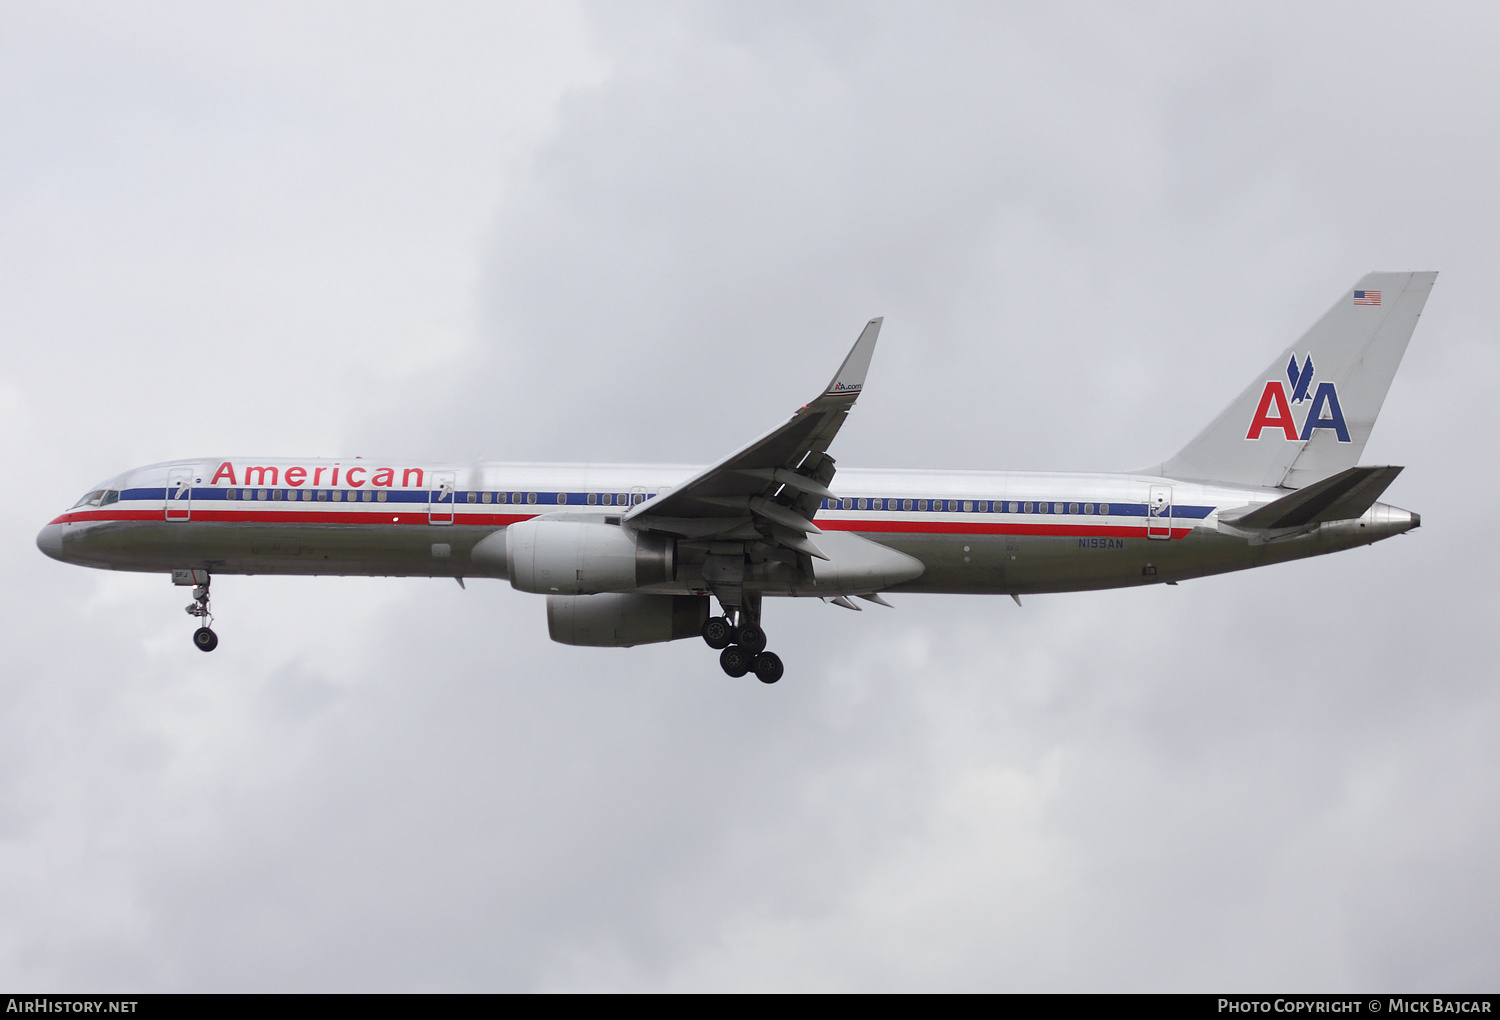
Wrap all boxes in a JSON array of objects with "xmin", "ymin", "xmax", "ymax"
[
  {"xmin": 505, "ymin": 518, "xmax": 675, "ymax": 595},
  {"xmin": 547, "ymin": 593, "xmax": 708, "ymax": 647}
]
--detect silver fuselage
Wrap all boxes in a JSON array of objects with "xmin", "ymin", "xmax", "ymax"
[{"xmin": 36, "ymin": 458, "xmax": 1419, "ymax": 596}]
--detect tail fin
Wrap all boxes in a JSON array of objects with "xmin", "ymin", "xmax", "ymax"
[{"xmin": 1156, "ymin": 271, "xmax": 1437, "ymax": 488}]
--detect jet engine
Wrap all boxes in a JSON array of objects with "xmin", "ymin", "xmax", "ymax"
[
  {"xmin": 505, "ymin": 518, "xmax": 674, "ymax": 595},
  {"xmin": 547, "ymin": 593, "xmax": 708, "ymax": 647}
]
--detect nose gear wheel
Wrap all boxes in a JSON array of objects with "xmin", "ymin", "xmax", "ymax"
[{"xmin": 183, "ymin": 578, "xmax": 219, "ymax": 652}]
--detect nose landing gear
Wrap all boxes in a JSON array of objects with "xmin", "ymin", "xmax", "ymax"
[
  {"xmin": 183, "ymin": 577, "xmax": 218, "ymax": 652},
  {"xmin": 703, "ymin": 599, "xmax": 782, "ymax": 683}
]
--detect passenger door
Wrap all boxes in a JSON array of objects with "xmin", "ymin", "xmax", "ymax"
[
  {"xmin": 165, "ymin": 467, "xmax": 193, "ymax": 522},
  {"xmin": 429, "ymin": 472, "xmax": 456, "ymax": 525},
  {"xmin": 1147, "ymin": 484, "xmax": 1173, "ymax": 539}
]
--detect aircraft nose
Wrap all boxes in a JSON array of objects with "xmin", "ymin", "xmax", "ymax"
[{"xmin": 36, "ymin": 523, "xmax": 66, "ymax": 561}]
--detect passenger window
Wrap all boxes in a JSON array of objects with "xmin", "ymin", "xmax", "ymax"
[
  {"xmin": 963, "ymin": 501, "xmax": 973, "ymax": 512},
  {"xmin": 586, "ymin": 493, "xmax": 597, "ymax": 505},
  {"xmin": 1100, "ymin": 503, "xmax": 1110, "ymax": 515},
  {"xmin": 527, "ymin": 493, "xmax": 538, "ymax": 504},
  {"xmin": 857, "ymin": 498, "xmax": 867, "ymax": 510},
  {"xmin": 842, "ymin": 499, "xmax": 853, "ymax": 509},
  {"xmin": 272, "ymin": 489, "xmax": 283, "ymax": 501},
  {"xmin": 1008, "ymin": 501, "xmax": 1018, "ymax": 513},
  {"xmin": 903, "ymin": 499, "xmax": 913, "ymax": 511},
  {"xmin": 1024, "ymin": 502, "xmax": 1033, "ymax": 513},
  {"xmin": 558, "ymin": 493, "xmax": 568, "ymax": 505},
  {"xmin": 1084, "ymin": 503, "xmax": 1093, "ymax": 515},
  {"xmin": 332, "ymin": 490, "xmax": 343, "ymax": 502},
  {"xmin": 377, "ymin": 491, "xmax": 388, "ymax": 502},
  {"xmin": 466, "ymin": 491, "xmax": 476, "ymax": 503},
  {"xmin": 1069, "ymin": 502, "xmax": 1079, "ymax": 515},
  {"xmin": 226, "ymin": 488, "xmax": 237, "ymax": 501},
  {"xmin": 482, "ymin": 492, "xmax": 492, "ymax": 504},
  {"xmin": 318, "ymin": 490, "xmax": 328, "ymax": 502},
  {"xmin": 918, "ymin": 500, "xmax": 928, "ymax": 511},
  {"xmin": 258, "ymin": 489, "xmax": 269, "ymax": 501}
]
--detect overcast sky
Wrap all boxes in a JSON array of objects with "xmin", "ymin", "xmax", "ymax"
[{"xmin": 3, "ymin": 1, "xmax": 1498, "ymax": 991}]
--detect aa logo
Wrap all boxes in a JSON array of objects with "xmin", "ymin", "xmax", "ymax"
[{"xmin": 1245, "ymin": 354, "xmax": 1351, "ymax": 442}]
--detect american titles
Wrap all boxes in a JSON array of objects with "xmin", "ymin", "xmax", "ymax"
[{"xmin": 209, "ymin": 462, "xmax": 425, "ymax": 489}]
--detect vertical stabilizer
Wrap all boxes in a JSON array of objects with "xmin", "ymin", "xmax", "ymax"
[{"xmin": 1156, "ymin": 271, "xmax": 1436, "ymax": 488}]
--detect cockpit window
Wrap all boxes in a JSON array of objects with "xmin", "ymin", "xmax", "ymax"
[
  {"xmin": 72, "ymin": 490, "xmax": 106, "ymax": 508},
  {"xmin": 100, "ymin": 490, "xmax": 120, "ymax": 506}
]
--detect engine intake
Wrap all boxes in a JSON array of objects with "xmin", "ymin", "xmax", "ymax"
[
  {"xmin": 547, "ymin": 593, "xmax": 708, "ymax": 647},
  {"xmin": 506, "ymin": 518, "xmax": 674, "ymax": 595}
]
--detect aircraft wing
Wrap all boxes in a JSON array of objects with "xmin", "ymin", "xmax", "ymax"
[{"xmin": 623, "ymin": 317, "xmax": 882, "ymax": 561}]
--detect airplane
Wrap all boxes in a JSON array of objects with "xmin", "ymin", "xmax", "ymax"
[{"xmin": 37, "ymin": 271, "xmax": 1434, "ymax": 684}]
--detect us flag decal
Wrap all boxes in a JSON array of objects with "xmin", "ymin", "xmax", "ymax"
[{"xmin": 1354, "ymin": 290, "xmax": 1381, "ymax": 305}]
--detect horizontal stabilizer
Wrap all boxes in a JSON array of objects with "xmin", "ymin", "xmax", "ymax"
[{"xmin": 1225, "ymin": 465, "xmax": 1403, "ymax": 531}]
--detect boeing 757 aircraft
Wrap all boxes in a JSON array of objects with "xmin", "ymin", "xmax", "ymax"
[{"xmin": 38, "ymin": 272, "xmax": 1434, "ymax": 683}]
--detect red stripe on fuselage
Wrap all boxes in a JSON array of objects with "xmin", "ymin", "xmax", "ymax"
[
  {"xmin": 50, "ymin": 509, "xmax": 1194, "ymax": 539},
  {"xmin": 48, "ymin": 508, "xmax": 539, "ymax": 527}
]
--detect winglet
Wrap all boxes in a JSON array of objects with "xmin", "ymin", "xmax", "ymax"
[{"xmin": 824, "ymin": 317, "xmax": 882, "ymax": 396}]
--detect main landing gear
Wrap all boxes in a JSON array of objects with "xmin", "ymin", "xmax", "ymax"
[
  {"xmin": 702, "ymin": 605, "xmax": 784, "ymax": 684},
  {"xmin": 184, "ymin": 576, "xmax": 218, "ymax": 652}
]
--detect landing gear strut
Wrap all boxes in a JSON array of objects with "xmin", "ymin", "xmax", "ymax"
[
  {"xmin": 704, "ymin": 598, "xmax": 782, "ymax": 683},
  {"xmin": 184, "ymin": 577, "xmax": 218, "ymax": 652}
]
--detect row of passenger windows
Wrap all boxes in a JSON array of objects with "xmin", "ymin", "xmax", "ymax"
[
  {"xmin": 227, "ymin": 488, "xmax": 388, "ymax": 502},
  {"xmin": 460, "ymin": 492, "xmax": 647, "ymax": 505},
  {"xmin": 210, "ymin": 488, "xmax": 1108, "ymax": 515},
  {"xmin": 823, "ymin": 497, "xmax": 1112, "ymax": 515},
  {"xmin": 219, "ymin": 488, "xmax": 652, "ymax": 505}
]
